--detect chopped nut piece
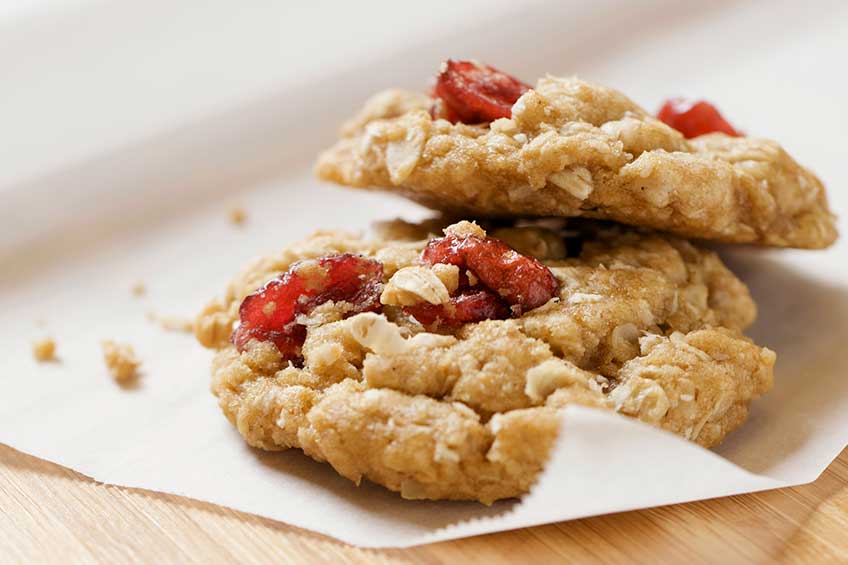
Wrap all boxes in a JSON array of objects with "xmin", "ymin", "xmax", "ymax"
[
  {"xmin": 490, "ymin": 118, "xmax": 518, "ymax": 134},
  {"xmin": 380, "ymin": 266, "xmax": 451, "ymax": 306},
  {"xmin": 101, "ymin": 340, "xmax": 140, "ymax": 383},
  {"xmin": 32, "ymin": 338, "xmax": 56, "ymax": 362},
  {"xmin": 431, "ymin": 263, "xmax": 460, "ymax": 294},
  {"xmin": 444, "ymin": 220, "xmax": 486, "ymax": 239},
  {"xmin": 347, "ymin": 312, "xmax": 409, "ymax": 355}
]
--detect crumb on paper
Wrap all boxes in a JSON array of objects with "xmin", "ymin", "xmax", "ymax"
[
  {"xmin": 147, "ymin": 311, "xmax": 194, "ymax": 333},
  {"xmin": 101, "ymin": 340, "xmax": 140, "ymax": 383},
  {"xmin": 229, "ymin": 207, "xmax": 247, "ymax": 226},
  {"xmin": 130, "ymin": 281, "xmax": 147, "ymax": 297},
  {"xmin": 32, "ymin": 338, "xmax": 56, "ymax": 362}
]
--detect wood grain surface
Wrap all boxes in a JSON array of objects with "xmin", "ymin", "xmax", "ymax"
[{"xmin": 1, "ymin": 444, "xmax": 845, "ymax": 564}]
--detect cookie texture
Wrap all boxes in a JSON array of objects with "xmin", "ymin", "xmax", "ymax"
[
  {"xmin": 315, "ymin": 78, "xmax": 837, "ymax": 248},
  {"xmin": 196, "ymin": 219, "xmax": 775, "ymax": 503}
]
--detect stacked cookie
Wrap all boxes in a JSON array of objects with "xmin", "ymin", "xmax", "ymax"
[{"xmin": 196, "ymin": 61, "xmax": 837, "ymax": 503}]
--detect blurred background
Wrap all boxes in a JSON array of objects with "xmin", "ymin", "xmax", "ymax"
[{"xmin": 1, "ymin": 4, "xmax": 847, "ymax": 555}]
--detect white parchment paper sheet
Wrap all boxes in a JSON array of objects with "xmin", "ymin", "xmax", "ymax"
[{"xmin": 1, "ymin": 0, "xmax": 847, "ymax": 548}]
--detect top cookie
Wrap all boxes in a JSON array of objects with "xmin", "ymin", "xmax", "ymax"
[{"xmin": 316, "ymin": 62, "xmax": 837, "ymax": 248}]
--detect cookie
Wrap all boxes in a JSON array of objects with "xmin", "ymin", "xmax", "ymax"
[
  {"xmin": 315, "ymin": 64, "xmax": 836, "ymax": 249},
  {"xmin": 196, "ymin": 219, "xmax": 774, "ymax": 503}
]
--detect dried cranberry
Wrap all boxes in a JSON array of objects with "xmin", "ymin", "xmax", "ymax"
[
  {"xmin": 431, "ymin": 60, "xmax": 530, "ymax": 124},
  {"xmin": 422, "ymin": 234, "xmax": 558, "ymax": 313},
  {"xmin": 420, "ymin": 235, "xmax": 466, "ymax": 267},
  {"xmin": 657, "ymin": 98, "xmax": 741, "ymax": 138},
  {"xmin": 232, "ymin": 254, "xmax": 383, "ymax": 358},
  {"xmin": 460, "ymin": 236, "xmax": 558, "ymax": 312},
  {"xmin": 407, "ymin": 232, "xmax": 558, "ymax": 327},
  {"xmin": 404, "ymin": 289, "xmax": 510, "ymax": 328}
]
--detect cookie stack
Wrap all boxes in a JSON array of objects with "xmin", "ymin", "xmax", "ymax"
[{"xmin": 196, "ymin": 61, "xmax": 837, "ymax": 503}]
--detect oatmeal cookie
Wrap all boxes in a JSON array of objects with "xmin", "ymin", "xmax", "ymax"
[
  {"xmin": 316, "ymin": 73, "xmax": 836, "ymax": 248},
  {"xmin": 196, "ymin": 219, "xmax": 774, "ymax": 503}
]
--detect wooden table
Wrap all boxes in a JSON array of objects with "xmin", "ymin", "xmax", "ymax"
[{"xmin": 1, "ymin": 444, "xmax": 845, "ymax": 563}]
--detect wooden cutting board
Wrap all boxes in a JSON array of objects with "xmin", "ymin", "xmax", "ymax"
[{"xmin": 1, "ymin": 444, "xmax": 845, "ymax": 563}]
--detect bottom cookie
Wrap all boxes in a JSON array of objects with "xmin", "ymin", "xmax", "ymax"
[{"xmin": 196, "ymin": 218, "xmax": 775, "ymax": 503}]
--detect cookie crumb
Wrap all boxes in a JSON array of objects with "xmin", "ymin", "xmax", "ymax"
[
  {"xmin": 130, "ymin": 281, "xmax": 147, "ymax": 297},
  {"xmin": 147, "ymin": 311, "xmax": 194, "ymax": 333},
  {"xmin": 444, "ymin": 220, "xmax": 485, "ymax": 239},
  {"xmin": 32, "ymin": 338, "xmax": 56, "ymax": 362},
  {"xmin": 101, "ymin": 340, "xmax": 140, "ymax": 382},
  {"xmin": 228, "ymin": 207, "xmax": 247, "ymax": 226}
]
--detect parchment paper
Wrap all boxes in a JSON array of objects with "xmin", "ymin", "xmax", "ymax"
[{"xmin": 1, "ymin": 0, "xmax": 846, "ymax": 548}]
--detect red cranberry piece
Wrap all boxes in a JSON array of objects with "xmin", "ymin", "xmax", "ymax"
[
  {"xmin": 232, "ymin": 254, "xmax": 383, "ymax": 358},
  {"xmin": 421, "ymin": 233, "xmax": 558, "ymax": 315},
  {"xmin": 459, "ymin": 236, "xmax": 559, "ymax": 313},
  {"xmin": 404, "ymin": 289, "xmax": 510, "ymax": 328},
  {"xmin": 407, "ymin": 231, "xmax": 558, "ymax": 327},
  {"xmin": 657, "ymin": 98, "xmax": 741, "ymax": 138},
  {"xmin": 431, "ymin": 60, "xmax": 530, "ymax": 124}
]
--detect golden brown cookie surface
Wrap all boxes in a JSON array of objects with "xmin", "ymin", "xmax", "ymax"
[
  {"xmin": 316, "ymin": 78, "xmax": 836, "ymax": 248},
  {"xmin": 197, "ymin": 219, "xmax": 774, "ymax": 503}
]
